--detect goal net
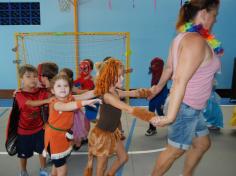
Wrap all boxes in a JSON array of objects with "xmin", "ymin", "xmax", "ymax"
[{"xmin": 14, "ymin": 32, "xmax": 131, "ymax": 91}]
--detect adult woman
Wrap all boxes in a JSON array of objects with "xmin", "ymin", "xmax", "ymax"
[{"xmin": 150, "ymin": 0, "xmax": 223, "ymax": 175}]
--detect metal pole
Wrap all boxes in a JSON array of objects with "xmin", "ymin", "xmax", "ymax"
[{"xmin": 74, "ymin": 0, "xmax": 79, "ymax": 76}]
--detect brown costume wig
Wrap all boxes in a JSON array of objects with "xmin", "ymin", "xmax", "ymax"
[{"xmin": 94, "ymin": 58, "xmax": 123, "ymax": 96}]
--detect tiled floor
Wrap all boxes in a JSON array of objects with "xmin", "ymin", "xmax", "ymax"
[{"xmin": 0, "ymin": 105, "xmax": 235, "ymax": 176}]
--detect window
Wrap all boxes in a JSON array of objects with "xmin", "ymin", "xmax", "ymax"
[{"xmin": 0, "ymin": 2, "xmax": 40, "ymax": 25}]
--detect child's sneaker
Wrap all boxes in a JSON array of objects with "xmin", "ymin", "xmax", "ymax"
[
  {"xmin": 208, "ymin": 126, "xmax": 220, "ymax": 131},
  {"xmin": 39, "ymin": 168, "xmax": 49, "ymax": 176},
  {"xmin": 145, "ymin": 128, "xmax": 157, "ymax": 136},
  {"xmin": 120, "ymin": 134, "xmax": 126, "ymax": 140},
  {"xmin": 73, "ymin": 144, "xmax": 81, "ymax": 151},
  {"xmin": 19, "ymin": 170, "xmax": 29, "ymax": 176},
  {"xmin": 81, "ymin": 138, "xmax": 88, "ymax": 145},
  {"xmin": 120, "ymin": 130, "xmax": 126, "ymax": 140}
]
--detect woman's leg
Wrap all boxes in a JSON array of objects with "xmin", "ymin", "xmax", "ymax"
[
  {"xmin": 107, "ymin": 141, "xmax": 128, "ymax": 175},
  {"xmin": 182, "ymin": 135, "xmax": 211, "ymax": 176},
  {"xmin": 96, "ymin": 156, "xmax": 108, "ymax": 176},
  {"xmin": 151, "ymin": 144, "xmax": 185, "ymax": 176}
]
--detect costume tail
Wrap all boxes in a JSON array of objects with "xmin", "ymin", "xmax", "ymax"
[{"xmin": 83, "ymin": 152, "xmax": 94, "ymax": 176}]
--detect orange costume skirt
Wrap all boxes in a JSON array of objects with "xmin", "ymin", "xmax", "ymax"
[{"xmin": 84, "ymin": 126, "xmax": 121, "ymax": 176}]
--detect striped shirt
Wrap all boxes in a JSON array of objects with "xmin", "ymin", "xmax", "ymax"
[{"xmin": 172, "ymin": 32, "xmax": 221, "ymax": 109}]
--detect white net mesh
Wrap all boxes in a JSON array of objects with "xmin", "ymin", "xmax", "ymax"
[
  {"xmin": 16, "ymin": 32, "xmax": 129, "ymax": 81},
  {"xmin": 58, "ymin": 0, "xmax": 72, "ymax": 12}
]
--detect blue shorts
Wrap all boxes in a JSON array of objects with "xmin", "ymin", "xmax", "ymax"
[
  {"xmin": 17, "ymin": 129, "xmax": 44, "ymax": 158},
  {"xmin": 149, "ymin": 86, "xmax": 168, "ymax": 115},
  {"xmin": 168, "ymin": 103, "xmax": 209, "ymax": 150},
  {"xmin": 52, "ymin": 157, "xmax": 67, "ymax": 168}
]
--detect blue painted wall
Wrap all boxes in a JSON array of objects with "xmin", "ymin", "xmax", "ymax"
[{"xmin": 0, "ymin": 0, "xmax": 235, "ymax": 89}]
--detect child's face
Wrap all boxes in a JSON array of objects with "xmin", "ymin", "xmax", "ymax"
[
  {"xmin": 21, "ymin": 71, "xmax": 38, "ymax": 89},
  {"xmin": 150, "ymin": 62, "xmax": 160, "ymax": 73},
  {"xmin": 115, "ymin": 68, "xmax": 124, "ymax": 89},
  {"xmin": 59, "ymin": 71, "xmax": 67, "ymax": 77},
  {"xmin": 79, "ymin": 61, "xmax": 91, "ymax": 77},
  {"xmin": 38, "ymin": 75, "xmax": 50, "ymax": 88},
  {"xmin": 52, "ymin": 79, "xmax": 70, "ymax": 99}
]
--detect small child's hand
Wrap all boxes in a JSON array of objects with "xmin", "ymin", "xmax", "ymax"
[
  {"xmin": 154, "ymin": 116, "xmax": 173, "ymax": 127},
  {"xmin": 82, "ymin": 98, "xmax": 102, "ymax": 108},
  {"xmin": 137, "ymin": 88, "xmax": 152, "ymax": 98},
  {"xmin": 124, "ymin": 68, "xmax": 133, "ymax": 74},
  {"xmin": 46, "ymin": 96, "xmax": 54, "ymax": 104},
  {"xmin": 149, "ymin": 116, "xmax": 160, "ymax": 126},
  {"xmin": 12, "ymin": 89, "xmax": 21, "ymax": 97},
  {"xmin": 147, "ymin": 87, "xmax": 156, "ymax": 100},
  {"xmin": 147, "ymin": 85, "xmax": 164, "ymax": 100}
]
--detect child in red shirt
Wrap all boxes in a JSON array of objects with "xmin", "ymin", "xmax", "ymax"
[{"xmin": 15, "ymin": 64, "xmax": 50, "ymax": 176}]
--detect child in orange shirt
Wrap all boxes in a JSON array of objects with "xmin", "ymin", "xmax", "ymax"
[
  {"xmin": 43, "ymin": 75, "xmax": 101, "ymax": 176},
  {"xmin": 59, "ymin": 68, "xmax": 90, "ymax": 150}
]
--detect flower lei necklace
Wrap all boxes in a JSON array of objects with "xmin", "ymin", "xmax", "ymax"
[{"xmin": 178, "ymin": 22, "xmax": 224, "ymax": 55}]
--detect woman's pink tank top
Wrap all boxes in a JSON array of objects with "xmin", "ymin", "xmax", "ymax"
[{"xmin": 172, "ymin": 32, "xmax": 221, "ymax": 110}]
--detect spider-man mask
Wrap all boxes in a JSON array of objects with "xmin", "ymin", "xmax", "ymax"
[{"xmin": 79, "ymin": 61, "xmax": 91, "ymax": 77}]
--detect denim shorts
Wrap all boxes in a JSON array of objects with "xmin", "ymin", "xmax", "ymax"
[{"xmin": 167, "ymin": 103, "xmax": 209, "ymax": 150}]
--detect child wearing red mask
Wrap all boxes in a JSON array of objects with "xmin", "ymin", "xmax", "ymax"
[
  {"xmin": 74, "ymin": 59, "xmax": 94, "ymax": 91},
  {"xmin": 73, "ymin": 59, "xmax": 97, "ymax": 149},
  {"xmin": 145, "ymin": 57, "xmax": 168, "ymax": 136}
]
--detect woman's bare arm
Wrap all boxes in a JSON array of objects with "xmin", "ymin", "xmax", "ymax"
[
  {"xmin": 157, "ymin": 33, "xmax": 206, "ymax": 126},
  {"xmin": 149, "ymin": 46, "xmax": 173, "ymax": 99}
]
